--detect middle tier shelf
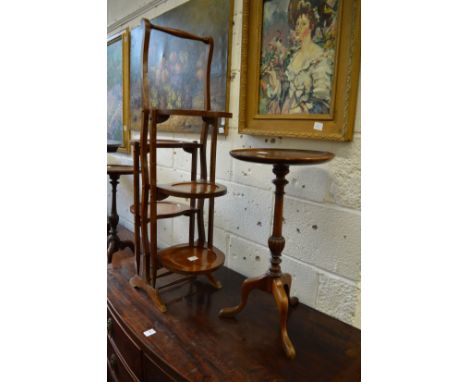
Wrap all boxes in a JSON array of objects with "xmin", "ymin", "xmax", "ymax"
[{"xmin": 130, "ymin": 200, "xmax": 196, "ymax": 221}]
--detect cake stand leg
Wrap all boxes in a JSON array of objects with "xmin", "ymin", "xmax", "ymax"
[
  {"xmin": 205, "ymin": 272, "xmax": 222, "ymax": 289},
  {"xmin": 129, "ymin": 275, "xmax": 167, "ymax": 313}
]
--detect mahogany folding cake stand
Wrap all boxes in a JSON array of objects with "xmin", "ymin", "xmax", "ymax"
[{"xmin": 129, "ymin": 19, "xmax": 231, "ymax": 313}]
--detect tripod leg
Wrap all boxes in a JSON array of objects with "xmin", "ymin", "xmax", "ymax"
[
  {"xmin": 218, "ymin": 274, "xmax": 269, "ymax": 318},
  {"xmin": 272, "ymin": 278, "xmax": 296, "ymax": 359}
]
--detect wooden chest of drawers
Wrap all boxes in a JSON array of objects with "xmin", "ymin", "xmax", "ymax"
[
  {"xmin": 107, "ymin": 302, "xmax": 180, "ymax": 382},
  {"xmin": 107, "ymin": 257, "xmax": 360, "ymax": 381}
]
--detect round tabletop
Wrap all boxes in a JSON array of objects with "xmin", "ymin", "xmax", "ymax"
[
  {"xmin": 230, "ymin": 148, "xmax": 334, "ymax": 165},
  {"xmin": 107, "ymin": 140, "xmax": 121, "ymax": 153},
  {"xmin": 107, "ymin": 164, "xmax": 134, "ymax": 175}
]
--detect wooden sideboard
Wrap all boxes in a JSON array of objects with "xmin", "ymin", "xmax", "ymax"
[{"xmin": 107, "ymin": 250, "xmax": 360, "ymax": 381}]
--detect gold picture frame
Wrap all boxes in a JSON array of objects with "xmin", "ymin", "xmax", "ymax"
[
  {"xmin": 107, "ymin": 28, "xmax": 131, "ymax": 153},
  {"xmin": 239, "ymin": 0, "xmax": 360, "ymax": 141}
]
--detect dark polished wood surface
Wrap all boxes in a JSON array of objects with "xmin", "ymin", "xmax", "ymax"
[
  {"xmin": 108, "ymin": 229, "xmax": 360, "ymax": 382},
  {"xmin": 230, "ymin": 148, "xmax": 335, "ymax": 165}
]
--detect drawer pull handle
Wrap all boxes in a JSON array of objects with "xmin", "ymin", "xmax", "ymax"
[
  {"xmin": 107, "ymin": 318, "xmax": 113, "ymax": 335},
  {"xmin": 110, "ymin": 354, "xmax": 117, "ymax": 370}
]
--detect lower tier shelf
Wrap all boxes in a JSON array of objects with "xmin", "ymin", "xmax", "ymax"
[{"xmin": 158, "ymin": 243, "xmax": 225, "ymax": 275}]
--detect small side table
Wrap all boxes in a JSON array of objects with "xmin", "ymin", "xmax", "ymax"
[
  {"xmin": 107, "ymin": 165, "xmax": 135, "ymax": 263},
  {"xmin": 219, "ymin": 148, "xmax": 334, "ymax": 359}
]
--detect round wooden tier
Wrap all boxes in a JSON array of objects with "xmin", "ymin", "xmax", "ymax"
[
  {"xmin": 230, "ymin": 148, "xmax": 335, "ymax": 165},
  {"xmin": 107, "ymin": 164, "xmax": 134, "ymax": 175},
  {"xmin": 159, "ymin": 244, "xmax": 225, "ymax": 275},
  {"xmin": 157, "ymin": 181, "xmax": 227, "ymax": 198},
  {"xmin": 131, "ymin": 138, "xmax": 202, "ymax": 150},
  {"xmin": 130, "ymin": 201, "xmax": 196, "ymax": 221}
]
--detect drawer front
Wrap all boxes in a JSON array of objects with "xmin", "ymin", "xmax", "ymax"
[
  {"xmin": 107, "ymin": 308, "xmax": 142, "ymax": 377},
  {"xmin": 107, "ymin": 338, "xmax": 139, "ymax": 382},
  {"xmin": 142, "ymin": 353, "xmax": 174, "ymax": 382}
]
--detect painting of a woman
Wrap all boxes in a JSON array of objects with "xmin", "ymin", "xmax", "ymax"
[{"xmin": 259, "ymin": 0, "xmax": 338, "ymax": 115}]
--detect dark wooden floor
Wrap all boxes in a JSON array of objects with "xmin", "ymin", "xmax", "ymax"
[{"xmin": 109, "ymin": 225, "xmax": 361, "ymax": 381}]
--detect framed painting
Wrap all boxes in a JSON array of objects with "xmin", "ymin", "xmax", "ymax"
[
  {"xmin": 130, "ymin": 0, "xmax": 233, "ymax": 135},
  {"xmin": 239, "ymin": 0, "xmax": 360, "ymax": 140},
  {"xmin": 107, "ymin": 28, "xmax": 131, "ymax": 153}
]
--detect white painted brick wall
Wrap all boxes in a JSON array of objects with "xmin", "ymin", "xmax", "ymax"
[
  {"xmin": 282, "ymin": 198, "xmax": 361, "ymax": 281},
  {"xmin": 108, "ymin": 0, "xmax": 361, "ymax": 328},
  {"xmin": 316, "ymin": 274, "xmax": 360, "ymax": 325},
  {"xmin": 214, "ymin": 181, "xmax": 273, "ymax": 246}
]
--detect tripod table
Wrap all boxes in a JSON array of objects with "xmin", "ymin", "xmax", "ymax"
[
  {"xmin": 107, "ymin": 164, "xmax": 135, "ymax": 263},
  {"xmin": 219, "ymin": 148, "xmax": 335, "ymax": 359}
]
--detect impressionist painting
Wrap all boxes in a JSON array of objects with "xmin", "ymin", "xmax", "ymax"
[
  {"xmin": 130, "ymin": 0, "xmax": 232, "ymax": 133},
  {"xmin": 259, "ymin": 0, "xmax": 339, "ymax": 116},
  {"xmin": 107, "ymin": 38, "xmax": 124, "ymax": 144}
]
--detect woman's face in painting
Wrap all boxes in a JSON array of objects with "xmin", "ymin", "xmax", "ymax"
[{"xmin": 294, "ymin": 13, "xmax": 312, "ymax": 44}]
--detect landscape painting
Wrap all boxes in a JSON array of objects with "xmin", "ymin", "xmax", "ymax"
[
  {"xmin": 107, "ymin": 37, "xmax": 123, "ymax": 144},
  {"xmin": 107, "ymin": 29, "xmax": 130, "ymax": 152},
  {"xmin": 130, "ymin": 0, "xmax": 232, "ymax": 134}
]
